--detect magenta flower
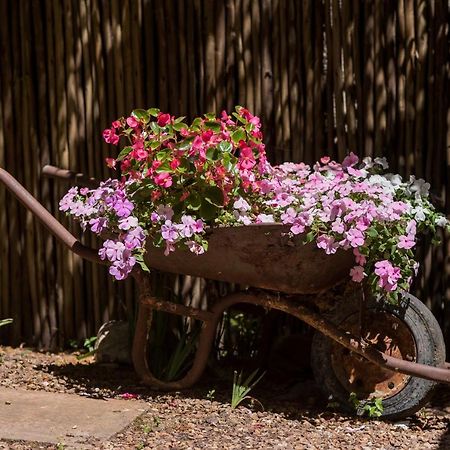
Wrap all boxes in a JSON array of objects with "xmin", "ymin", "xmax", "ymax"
[
  {"xmin": 102, "ymin": 128, "xmax": 119, "ymax": 145},
  {"xmin": 126, "ymin": 116, "xmax": 140, "ymax": 129}
]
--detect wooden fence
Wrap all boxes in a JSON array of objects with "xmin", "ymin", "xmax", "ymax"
[{"xmin": 0, "ymin": 0, "xmax": 448, "ymax": 349}]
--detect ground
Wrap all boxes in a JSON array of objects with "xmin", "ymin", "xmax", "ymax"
[{"xmin": 0, "ymin": 346, "xmax": 450, "ymax": 449}]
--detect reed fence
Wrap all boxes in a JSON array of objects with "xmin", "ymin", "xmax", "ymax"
[{"xmin": 0, "ymin": 0, "xmax": 448, "ymax": 349}]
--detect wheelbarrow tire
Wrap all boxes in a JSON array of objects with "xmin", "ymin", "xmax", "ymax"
[{"xmin": 311, "ymin": 291, "xmax": 445, "ymax": 420}]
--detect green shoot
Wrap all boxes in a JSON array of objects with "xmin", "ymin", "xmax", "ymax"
[{"xmin": 231, "ymin": 369, "xmax": 265, "ymax": 409}]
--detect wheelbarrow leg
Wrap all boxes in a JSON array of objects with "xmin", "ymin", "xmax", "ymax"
[{"xmin": 131, "ymin": 296, "xmax": 221, "ymax": 390}]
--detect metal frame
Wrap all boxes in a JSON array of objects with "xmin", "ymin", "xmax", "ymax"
[{"xmin": 2, "ymin": 165, "xmax": 450, "ymax": 390}]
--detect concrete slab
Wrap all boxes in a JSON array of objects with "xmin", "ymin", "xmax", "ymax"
[{"xmin": 0, "ymin": 388, "xmax": 147, "ymax": 448}]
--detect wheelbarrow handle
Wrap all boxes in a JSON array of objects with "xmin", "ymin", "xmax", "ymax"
[
  {"xmin": 0, "ymin": 167, "xmax": 102, "ymax": 265},
  {"xmin": 42, "ymin": 165, "xmax": 99, "ymax": 189}
]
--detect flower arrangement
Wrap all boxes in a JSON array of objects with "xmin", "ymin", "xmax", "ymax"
[{"xmin": 60, "ymin": 107, "xmax": 449, "ymax": 302}]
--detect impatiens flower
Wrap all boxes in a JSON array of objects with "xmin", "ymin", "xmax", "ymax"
[
  {"xmin": 344, "ymin": 228, "xmax": 365, "ymax": 248},
  {"xmin": 316, "ymin": 235, "xmax": 338, "ymax": 254},
  {"xmin": 350, "ymin": 265, "xmax": 365, "ymax": 283},
  {"xmin": 397, "ymin": 235, "xmax": 415, "ymax": 250},
  {"xmin": 256, "ymin": 214, "xmax": 275, "ymax": 223},
  {"xmin": 161, "ymin": 220, "xmax": 178, "ymax": 243},
  {"xmin": 114, "ymin": 198, "xmax": 134, "ymax": 218},
  {"xmin": 89, "ymin": 217, "xmax": 108, "ymax": 234},
  {"xmin": 233, "ymin": 198, "xmax": 251, "ymax": 212},
  {"xmin": 102, "ymin": 128, "xmax": 119, "ymax": 145},
  {"xmin": 154, "ymin": 172, "xmax": 173, "ymax": 188},
  {"xmin": 156, "ymin": 204, "xmax": 174, "ymax": 220},
  {"xmin": 342, "ymin": 152, "xmax": 359, "ymax": 168},
  {"xmin": 186, "ymin": 240, "xmax": 205, "ymax": 255},
  {"xmin": 118, "ymin": 216, "xmax": 139, "ymax": 231}
]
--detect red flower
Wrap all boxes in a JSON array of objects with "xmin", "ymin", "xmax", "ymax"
[{"xmin": 157, "ymin": 112, "xmax": 171, "ymax": 127}]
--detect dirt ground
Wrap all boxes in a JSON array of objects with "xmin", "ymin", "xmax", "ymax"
[{"xmin": 1, "ymin": 346, "xmax": 450, "ymax": 449}]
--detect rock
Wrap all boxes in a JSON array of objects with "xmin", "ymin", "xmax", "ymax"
[{"xmin": 95, "ymin": 321, "xmax": 132, "ymax": 364}]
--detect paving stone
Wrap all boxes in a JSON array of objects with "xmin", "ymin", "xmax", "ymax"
[{"xmin": 0, "ymin": 388, "xmax": 146, "ymax": 449}]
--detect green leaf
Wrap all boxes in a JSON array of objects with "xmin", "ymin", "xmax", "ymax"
[
  {"xmin": 150, "ymin": 122, "xmax": 161, "ymax": 134},
  {"xmin": 366, "ymin": 228, "xmax": 379, "ymax": 238},
  {"xmin": 148, "ymin": 108, "xmax": 160, "ymax": 117},
  {"xmin": 305, "ymin": 231, "xmax": 315, "ymax": 243},
  {"xmin": 204, "ymin": 112, "xmax": 216, "ymax": 120},
  {"xmin": 186, "ymin": 191, "xmax": 201, "ymax": 210},
  {"xmin": 206, "ymin": 147, "xmax": 219, "ymax": 161},
  {"xmin": 204, "ymin": 186, "xmax": 224, "ymax": 207},
  {"xmin": 200, "ymin": 200, "xmax": 219, "ymax": 221},
  {"xmin": 191, "ymin": 117, "xmax": 202, "ymax": 128},
  {"xmin": 231, "ymin": 129, "xmax": 246, "ymax": 144},
  {"xmin": 173, "ymin": 122, "xmax": 189, "ymax": 131},
  {"xmin": 155, "ymin": 161, "xmax": 171, "ymax": 173},
  {"xmin": 178, "ymin": 137, "xmax": 194, "ymax": 151},
  {"xmin": 150, "ymin": 140, "xmax": 161, "ymax": 149},
  {"xmin": 116, "ymin": 146, "xmax": 133, "ymax": 161},
  {"xmin": 204, "ymin": 121, "xmax": 221, "ymax": 132},
  {"xmin": 132, "ymin": 109, "xmax": 150, "ymax": 123},
  {"xmin": 218, "ymin": 141, "xmax": 233, "ymax": 153},
  {"xmin": 174, "ymin": 116, "xmax": 186, "ymax": 123},
  {"xmin": 222, "ymin": 152, "xmax": 235, "ymax": 171}
]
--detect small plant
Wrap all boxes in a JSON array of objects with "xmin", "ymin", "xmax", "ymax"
[
  {"xmin": 206, "ymin": 389, "xmax": 216, "ymax": 400},
  {"xmin": 349, "ymin": 392, "xmax": 384, "ymax": 418},
  {"xmin": 0, "ymin": 318, "xmax": 12, "ymax": 328},
  {"xmin": 231, "ymin": 368, "xmax": 265, "ymax": 409},
  {"xmin": 76, "ymin": 336, "xmax": 97, "ymax": 360}
]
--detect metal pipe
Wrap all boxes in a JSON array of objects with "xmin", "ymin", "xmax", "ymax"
[
  {"xmin": 42, "ymin": 164, "xmax": 99, "ymax": 188},
  {"xmin": 0, "ymin": 167, "xmax": 102, "ymax": 264}
]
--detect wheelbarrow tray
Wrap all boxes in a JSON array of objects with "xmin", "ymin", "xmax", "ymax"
[{"xmin": 146, "ymin": 224, "xmax": 354, "ymax": 294}]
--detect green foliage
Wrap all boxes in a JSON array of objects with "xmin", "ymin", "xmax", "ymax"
[
  {"xmin": 231, "ymin": 369, "xmax": 265, "ymax": 409},
  {"xmin": 349, "ymin": 392, "xmax": 384, "ymax": 418}
]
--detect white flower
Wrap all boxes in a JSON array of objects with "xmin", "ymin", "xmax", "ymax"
[
  {"xmin": 408, "ymin": 176, "xmax": 430, "ymax": 199},
  {"xmin": 374, "ymin": 157, "xmax": 389, "ymax": 169},
  {"xmin": 384, "ymin": 173, "xmax": 403, "ymax": 187},
  {"xmin": 412, "ymin": 205, "xmax": 427, "ymax": 222},
  {"xmin": 362, "ymin": 156, "xmax": 374, "ymax": 169},
  {"xmin": 257, "ymin": 214, "xmax": 275, "ymax": 223},
  {"xmin": 435, "ymin": 216, "xmax": 448, "ymax": 228},
  {"xmin": 233, "ymin": 197, "xmax": 251, "ymax": 212}
]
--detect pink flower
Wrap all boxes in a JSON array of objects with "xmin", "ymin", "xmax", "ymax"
[
  {"xmin": 126, "ymin": 116, "xmax": 140, "ymax": 128},
  {"xmin": 397, "ymin": 235, "xmax": 415, "ymax": 249},
  {"xmin": 350, "ymin": 265, "xmax": 365, "ymax": 282},
  {"xmin": 112, "ymin": 120, "xmax": 122, "ymax": 129},
  {"xmin": 374, "ymin": 260, "xmax": 401, "ymax": 292},
  {"xmin": 331, "ymin": 218, "xmax": 345, "ymax": 234},
  {"xmin": 121, "ymin": 393, "xmax": 138, "ymax": 400},
  {"xmin": 353, "ymin": 248, "xmax": 367, "ymax": 266},
  {"xmin": 154, "ymin": 172, "xmax": 173, "ymax": 188},
  {"xmin": 238, "ymin": 146, "xmax": 256, "ymax": 170},
  {"xmin": 157, "ymin": 112, "xmax": 171, "ymax": 127},
  {"xmin": 345, "ymin": 228, "xmax": 365, "ymax": 248},
  {"xmin": 102, "ymin": 128, "xmax": 119, "ymax": 145},
  {"xmin": 342, "ymin": 152, "xmax": 359, "ymax": 168},
  {"xmin": 316, "ymin": 235, "xmax": 338, "ymax": 254}
]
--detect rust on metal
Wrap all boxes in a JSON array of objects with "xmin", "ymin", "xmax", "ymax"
[
  {"xmin": 2, "ymin": 165, "xmax": 450, "ymax": 389},
  {"xmin": 146, "ymin": 224, "xmax": 355, "ymax": 294},
  {"xmin": 330, "ymin": 311, "xmax": 416, "ymax": 399},
  {"xmin": 0, "ymin": 167, "xmax": 102, "ymax": 264}
]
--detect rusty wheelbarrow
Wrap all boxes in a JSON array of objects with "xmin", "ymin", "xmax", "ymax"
[{"xmin": 1, "ymin": 164, "xmax": 449, "ymax": 419}]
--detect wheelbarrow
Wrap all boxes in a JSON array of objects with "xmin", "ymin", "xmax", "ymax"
[{"xmin": 1, "ymin": 164, "xmax": 449, "ymax": 420}]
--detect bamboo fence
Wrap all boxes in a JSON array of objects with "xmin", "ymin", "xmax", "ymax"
[{"xmin": 0, "ymin": 0, "xmax": 448, "ymax": 349}]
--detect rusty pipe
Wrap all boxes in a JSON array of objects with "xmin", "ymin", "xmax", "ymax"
[
  {"xmin": 42, "ymin": 164, "xmax": 99, "ymax": 188},
  {"xmin": 0, "ymin": 167, "xmax": 102, "ymax": 264}
]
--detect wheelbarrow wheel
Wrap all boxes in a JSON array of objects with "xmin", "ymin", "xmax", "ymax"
[{"xmin": 311, "ymin": 291, "xmax": 445, "ymax": 420}]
